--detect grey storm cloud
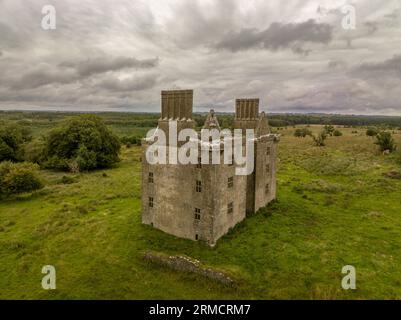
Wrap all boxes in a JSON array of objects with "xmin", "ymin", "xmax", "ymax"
[
  {"xmin": 60, "ymin": 56, "xmax": 159, "ymax": 77},
  {"xmin": 352, "ymin": 55, "xmax": 401, "ymax": 79},
  {"xmin": 213, "ymin": 19, "xmax": 333, "ymax": 53},
  {"xmin": 10, "ymin": 68, "xmax": 78, "ymax": 90},
  {"xmin": 9, "ymin": 56, "xmax": 159, "ymax": 90}
]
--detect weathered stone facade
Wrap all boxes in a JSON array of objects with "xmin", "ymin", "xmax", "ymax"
[{"xmin": 141, "ymin": 90, "xmax": 279, "ymax": 246}]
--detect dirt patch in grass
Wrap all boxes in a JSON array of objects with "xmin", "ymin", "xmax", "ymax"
[{"xmin": 383, "ymin": 171, "xmax": 401, "ymax": 179}]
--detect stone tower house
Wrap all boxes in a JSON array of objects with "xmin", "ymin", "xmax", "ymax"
[{"xmin": 141, "ymin": 89, "xmax": 279, "ymax": 246}]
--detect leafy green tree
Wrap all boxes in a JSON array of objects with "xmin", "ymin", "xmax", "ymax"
[
  {"xmin": 0, "ymin": 161, "xmax": 43, "ymax": 197},
  {"xmin": 375, "ymin": 132, "xmax": 396, "ymax": 153},
  {"xmin": 23, "ymin": 139, "xmax": 46, "ymax": 164},
  {"xmin": 0, "ymin": 124, "xmax": 32, "ymax": 162},
  {"xmin": 75, "ymin": 145, "xmax": 98, "ymax": 171},
  {"xmin": 43, "ymin": 115, "xmax": 121, "ymax": 172}
]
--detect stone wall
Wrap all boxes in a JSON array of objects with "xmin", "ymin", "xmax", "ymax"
[{"xmin": 143, "ymin": 251, "xmax": 234, "ymax": 286}]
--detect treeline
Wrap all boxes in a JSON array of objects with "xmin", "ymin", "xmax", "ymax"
[
  {"xmin": 198, "ymin": 113, "xmax": 401, "ymax": 129},
  {"xmin": 2, "ymin": 111, "xmax": 401, "ymax": 129},
  {"xmin": 266, "ymin": 114, "xmax": 401, "ymax": 128}
]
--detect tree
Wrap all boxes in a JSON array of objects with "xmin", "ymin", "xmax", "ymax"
[
  {"xmin": 0, "ymin": 124, "xmax": 32, "ymax": 162},
  {"xmin": 323, "ymin": 125, "xmax": 335, "ymax": 136},
  {"xmin": 23, "ymin": 139, "xmax": 46, "ymax": 164},
  {"xmin": 375, "ymin": 132, "xmax": 396, "ymax": 153},
  {"xmin": 0, "ymin": 161, "xmax": 43, "ymax": 197},
  {"xmin": 312, "ymin": 130, "xmax": 327, "ymax": 147},
  {"xmin": 42, "ymin": 115, "xmax": 121, "ymax": 172}
]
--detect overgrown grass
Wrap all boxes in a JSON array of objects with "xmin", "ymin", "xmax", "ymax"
[{"xmin": 1, "ymin": 125, "xmax": 401, "ymax": 299}]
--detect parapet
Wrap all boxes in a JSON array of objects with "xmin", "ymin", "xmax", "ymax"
[
  {"xmin": 235, "ymin": 98, "xmax": 259, "ymax": 120},
  {"xmin": 161, "ymin": 90, "xmax": 193, "ymax": 120}
]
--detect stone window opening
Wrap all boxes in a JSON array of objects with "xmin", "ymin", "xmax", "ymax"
[
  {"xmin": 265, "ymin": 184, "xmax": 269, "ymax": 195},
  {"xmin": 266, "ymin": 163, "xmax": 270, "ymax": 173},
  {"xmin": 195, "ymin": 208, "xmax": 201, "ymax": 220},
  {"xmin": 227, "ymin": 202, "xmax": 234, "ymax": 214},
  {"xmin": 195, "ymin": 234, "xmax": 199, "ymax": 240},
  {"xmin": 228, "ymin": 176, "xmax": 234, "ymax": 188},
  {"xmin": 196, "ymin": 180, "xmax": 202, "ymax": 192},
  {"xmin": 149, "ymin": 197, "xmax": 154, "ymax": 208},
  {"xmin": 148, "ymin": 172, "xmax": 154, "ymax": 183}
]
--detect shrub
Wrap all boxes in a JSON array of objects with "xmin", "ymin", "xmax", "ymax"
[
  {"xmin": 42, "ymin": 115, "xmax": 121, "ymax": 172},
  {"xmin": 323, "ymin": 125, "xmax": 335, "ymax": 136},
  {"xmin": 58, "ymin": 175, "xmax": 77, "ymax": 184},
  {"xmin": 0, "ymin": 124, "xmax": 32, "ymax": 162},
  {"xmin": 120, "ymin": 135, "xmax": 142, "ymax": 146},
  {"xmin": 366, "ymin": 128, "xmax": 378, "ymax": 137},
  {"xmin": 312, "ymin": 131, "xmax": 327, "ymax": 147},
  {"xmin": 0, "ymin": 161, "xmax": 43, "ymax": 196},
  {"xmin": 333, "ymin": 130, "xmax": 343, "ymax": 137},
  {"xmin": 375, "ymin": 132, "xmax": 396, "ymax": 153},
  {"xmin": 294, "ymin": 128, "xmax": 312, "ymax": 138}
]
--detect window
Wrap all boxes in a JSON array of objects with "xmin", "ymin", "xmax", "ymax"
[
  {"xmin": 227, "ymin": 202, "xmax": 234, "ymax": 214},
  {"xmin": 265, "ymin": 184, "xmax": 269, "ymax": 195},
  {"xmin": 227, "ymin": 177, "xmax": 234, "ymax": 188},
  {"xmin": 266, "ymin": 163, "xmax": 270, "ymax": 173},
  {"xmin": 148, "ymin": 172, "xmax": 154, "ymax": 183},
  {"xmin": 266, "ymin": 147, "xmax": 271, "ymax": 156},
  {"xmin": 195, "ymin": 234, "xmax": 199, "ymax": 240},
  {"xmin": 196, "ymin": 157, "xmax": 202, "ymax": 169},
  {"xmin": 194, "ymin": 208, "xmax": 201, "ymax": 220},
  {"xmin": 196, "ymin": 180, "xmax": 202, "ymax": 192},
  {"xmin": 148, "ymin": 197, "xmax": 154, "ymax": 208}
]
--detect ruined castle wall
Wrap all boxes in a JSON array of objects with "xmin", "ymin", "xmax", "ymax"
[
  {"xmin": 254, "ymin": 137, "xmax": 278, "ymax": 212},
  {"xmin": 210, "ymin": 155, "xmax": 247, "ymax": 244},
  {"xmin": 142, "ymin": 146, "xmax": 248, "ymax": 246},
  {"xmin": 142, "ymin": 147, "xmax": 215, "ymax": 243}
]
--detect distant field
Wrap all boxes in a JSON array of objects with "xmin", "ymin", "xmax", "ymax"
[
  {"xmin": 1, "ymin": 113, "xmax": 401, "ymax": 299},
  {"xmin": 2, "ymin": 110, "xmax": 401, "ymax": 138}
]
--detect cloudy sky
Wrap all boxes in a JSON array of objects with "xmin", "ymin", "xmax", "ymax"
[{"xmin": 0, "ymin": 0, "xmax": 400, "ymax": 115}]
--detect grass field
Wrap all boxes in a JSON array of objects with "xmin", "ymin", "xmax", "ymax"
[{"xmin": 1, "ymin": 122, "xmax": 401, "ymax": 299}]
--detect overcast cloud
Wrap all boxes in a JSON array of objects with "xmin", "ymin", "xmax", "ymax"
[{"xmin": 0, "ymin": 0, "xmax": 400, "ymax": 115}]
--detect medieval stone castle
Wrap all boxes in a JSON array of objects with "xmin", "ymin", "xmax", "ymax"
[{"xmin": 141, "ymin": 89, "xmax": 279, "ymax": 246}]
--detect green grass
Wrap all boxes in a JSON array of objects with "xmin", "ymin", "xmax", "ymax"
[{"xmin": 1, "ymin": 125, "xmax": 401, "ymax": 299}]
